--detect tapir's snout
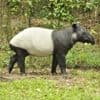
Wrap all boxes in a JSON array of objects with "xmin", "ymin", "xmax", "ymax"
[
  {"xmin": 88, "ymin": 34, "xmax": 95, "ymax": 45},
  {"xmin": 91, "ymin": 37, "xmax": 95, "ymax": 45},
  {"xmin": 81, "ymin": 32, "xmax": 95, "ymax": 45}
]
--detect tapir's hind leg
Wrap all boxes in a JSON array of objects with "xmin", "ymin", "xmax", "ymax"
[
  {"xmin": 16, "ymin": 48, "xmax": 29, "ymax": 75},
  {"xmin": 8, "ymin": 54, "xmax": 17, "ymax": 73},
  {"xmin": 9, "ymin": 44, "xmax": 29, "ymax": 75},
  {"xmin": 17, "ymin": 53, "xmax": 25, "ymax": 75}
]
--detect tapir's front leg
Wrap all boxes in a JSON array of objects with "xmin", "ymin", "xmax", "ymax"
[
  {"xmin": 56, "ymin": 54, "xmax": 67, "ymax": 77},
  {"xmin": 51, "ymin": 53, "xmax": 58, "ymax": 75}
]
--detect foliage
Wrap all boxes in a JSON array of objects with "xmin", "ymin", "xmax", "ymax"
[
  {"xmin": 7, "ymin": 0, "xmax": 48, "ymax": 17},
  {"xmin": 44, "ymin": 0, "xmax": 83, "ymax": 22},
  {"xmin": 7, "ymin": 0, "xmax": 21, "ymax": 15},
  {"xmin": 91, "ymin": 0, "xmax": 100, "ymax": 6},
  {"xmin": 7, "ymin": 0, "xmax": 100, "ymax": 23},
  {"xmin": 0, "ymin": 51, "xmax": 11, "ymax": 69},
  {"xmin": 67, "ymin": 44, "xmax": 100, "ymax": 69}
]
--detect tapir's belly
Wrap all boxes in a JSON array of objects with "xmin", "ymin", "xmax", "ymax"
[{"xmin": 10, "ymin": 27, "xmax": 54, "ymax": 56}]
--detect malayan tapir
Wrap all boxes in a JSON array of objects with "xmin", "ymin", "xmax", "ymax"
[{"xmin": 8, "ymin": 23, "xmax": 95, "ymax": 76}]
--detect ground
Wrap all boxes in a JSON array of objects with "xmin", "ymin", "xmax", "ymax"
[
  {"xmin": 0, "ymin": 67, "xmax": 100, "ymax": 100},
  {"xmin": 0, "ymin": 67, "xmax": 100, "ymax": 85}
]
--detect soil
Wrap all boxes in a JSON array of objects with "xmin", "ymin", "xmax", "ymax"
[{"xmin": 0, "ymin": 67, "xmax": 99, "ymax": 86}]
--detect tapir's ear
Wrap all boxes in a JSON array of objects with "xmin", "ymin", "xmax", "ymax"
[{"xmin": 72, "ymin": 23, "xmax": 77, "ymax": 32}]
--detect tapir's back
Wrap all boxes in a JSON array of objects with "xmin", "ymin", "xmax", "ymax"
[{"xmin": 10, "ymin": 27, "xmax": 54, "ymax": 56}]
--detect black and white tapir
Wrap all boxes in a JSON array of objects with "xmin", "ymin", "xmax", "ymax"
[{"xmin": 8, "ymin": 23, "xmax": 95, "ymax": 76}]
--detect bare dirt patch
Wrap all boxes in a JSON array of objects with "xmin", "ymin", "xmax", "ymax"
[
  {"xmin": 0, "ymin": 67, "xmax": 89, "ymax": 86},
  {"xmin": 0, "ymin": 67, "xmax": 67, "ymax": 80}
]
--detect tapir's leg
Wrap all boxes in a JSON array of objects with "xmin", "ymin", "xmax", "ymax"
[
  {"xmin": 16, "ymin": 49, "xmax": 29, "ymax": 75},
  {"xmin": 56, "ymin": 54, "xmax": 67, "ymax": 76},
  {"xmin": 51, "ymin": 53, "xmax": 58, "ymax": 75},
  {"xmin": 8, "ymin": 54, "xmax": 17, "ymax": 73},
  {"xmin": 17, "ymin": 54, "xmax": 25, "ymax": 75}
]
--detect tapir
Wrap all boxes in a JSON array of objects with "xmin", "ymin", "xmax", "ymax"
[{"xmin": 8, "ymin": 23, "xmax": 95, "ymax": 76}]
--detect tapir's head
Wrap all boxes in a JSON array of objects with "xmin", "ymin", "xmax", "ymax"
[{"xmin": 72, "ymin": 23, "xmax": 95, "ymax": 45}]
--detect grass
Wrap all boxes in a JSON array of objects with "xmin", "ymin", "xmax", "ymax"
[
  {"xmin": 0, "ymin": 69, "xmax": 100, "ymax": 100},
  {"xmin": 67, "ymin": 44, "xmax": 100, "ymax": 68}
]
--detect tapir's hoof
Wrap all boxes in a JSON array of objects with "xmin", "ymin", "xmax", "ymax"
[
  {"xmin": 20, "ymin": 73, "xmax": 27, "ymax": 76},
  {"xmin": 52, "ymin": 72, "xmax": 57, "ymax": 75},
  {"xmin": 8, "ymin": 67, "xmax": 12, "ymax": 74},
  {"xmin": 8, "ymin": 71, "xmax": 11, "ymax": 74},
  {"xmin": 62, "ymin": 74, "xmax": 67, "ymax": 79}
]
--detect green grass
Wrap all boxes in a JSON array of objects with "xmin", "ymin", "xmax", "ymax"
[
  {"xmin": 67, "ymin": 44, "xmax": 100, "ymax": 68},
  {"xmin": 0, "ymin": 69, "xmax": 100, "ymax": 100}
]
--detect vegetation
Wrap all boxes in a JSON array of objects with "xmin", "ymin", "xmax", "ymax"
[
  {"xmin": 0, "ymin": 0, "xmax": 100, "ymax": 100},
  {"xmin": 6, "ymin": 0, "xmax": 100, "ymax": 22},
  {"xmin": 0, "ymin": 0, "xmax": 100, "ymax": 69}
]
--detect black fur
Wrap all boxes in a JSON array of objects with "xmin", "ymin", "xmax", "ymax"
[
  {"xmin": 51, "ymin": 28, "xmax": 75, "ymax": 75},
  {"xmin": 51, "ymin": 24, "xmax": 95, "ymax": 76},
  {"xmin": 8, "ymin": 45, "xmax": 29, "ymax": 74}
]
